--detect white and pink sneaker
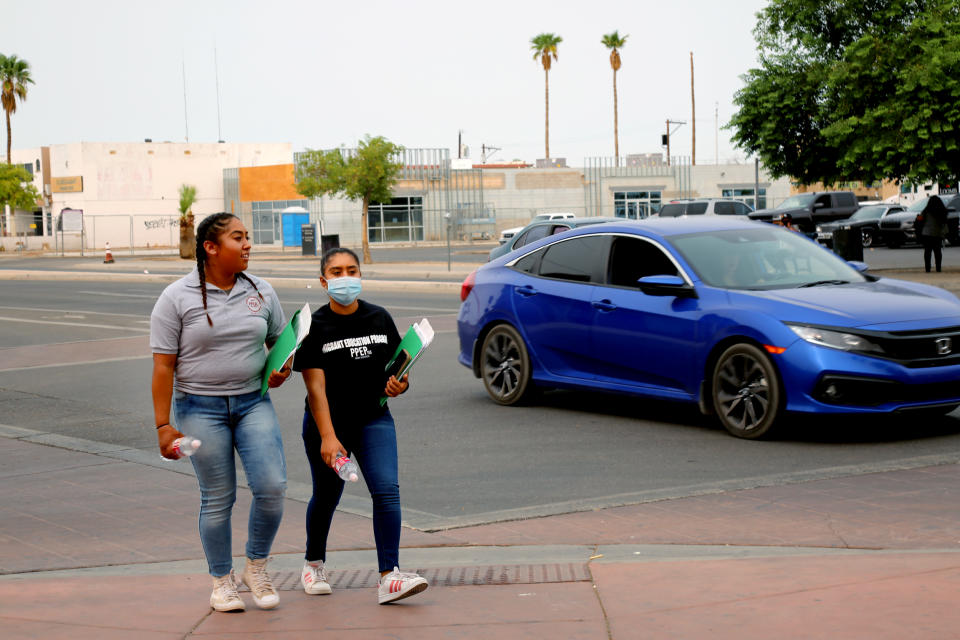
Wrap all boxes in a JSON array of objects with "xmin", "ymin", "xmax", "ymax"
[{"xmin": 378, "ymin": 566, "xmax": 428, "ymax": 604}]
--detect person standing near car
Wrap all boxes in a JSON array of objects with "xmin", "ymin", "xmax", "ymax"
[
  {"xmin": 916, "ymin": 196, "xmax": 948, "ymax": 272},
  {"xmin": 151, "ymin": 212, "xmax": 291, "ymax": 613},
  {"xmin": 293, "ymin": 247, "xmax": 429, "ymax": 605}
]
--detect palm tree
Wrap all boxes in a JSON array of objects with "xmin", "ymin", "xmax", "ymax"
[
  {"xmin": 178, "ymin": 184, "xmax": 198, "ymax": 259},
  {"xmin": 530, "ymin": 33, "xmax": 562, "ymax": 160},
  {"xmin": 0, "ymin": 54, "xmax": 34, "ymax": 165},
  {"xmin": 602, "ymin": 31, "xmax": 628, "ymax": 165}
]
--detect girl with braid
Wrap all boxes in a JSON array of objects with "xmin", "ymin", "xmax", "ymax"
[{"xmin": 150, "ymin": 212, "xmax": 292, "ymax": 613}]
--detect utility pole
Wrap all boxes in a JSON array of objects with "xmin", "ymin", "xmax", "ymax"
[
  {"xmin": 690, "ymin": 51, "xmax": 696, "ymax": 166},
  {"xmin": 715, "ymin": 102, "xmax": 719, "ymax": 165},
  {"xmin": 663, "ymin": 119, "xmax": 686, "ymax": 166}
]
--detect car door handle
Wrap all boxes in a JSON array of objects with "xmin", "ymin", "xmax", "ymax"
[
  {"xmin": 592, "ymin": 299, "xmax": 617, "ymax": 312},
  {"xmin": 515, "ymin": 285, "xmax": 538, "ymax": 297}
]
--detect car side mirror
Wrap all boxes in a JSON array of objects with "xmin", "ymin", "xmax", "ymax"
[
  {"xmin": 813, "ymin": 202, "xmax": 825, "ymax": 210},
  {"xmin": 847, "ymin": 260, "xmax": 869, "ymax": 273},
  {"xmin": 637, "ymin": 275, "xmax": 698, "ymax": 298}
]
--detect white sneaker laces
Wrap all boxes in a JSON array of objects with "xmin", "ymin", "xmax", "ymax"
[
  {"xmin": 215, "ymin": 574, "xmax": 240, "ymax": 600},
  {"xmin": 247, "ymin": 561, "xmax": 275, "ymax": 595}
]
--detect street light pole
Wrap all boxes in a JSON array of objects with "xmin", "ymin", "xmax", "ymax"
[{"xmin": 444, "ymin": 212, "xmax": 451, "ymax": 271}]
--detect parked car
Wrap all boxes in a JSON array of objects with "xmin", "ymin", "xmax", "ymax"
[
  {"xmin": 657, "ymin": 198, "xmax": 754, "ymax": 217},
  {"xmin": 815, "ymin": 204, "xmax": 904, "ymax": 248},
  {"xmin": 458, "ymin": 217, "xmax": 960, "ymax": 439},
  {"xmin": 498, "ymin": 212, "xmax": 576, "ymax": 244},
  {"xmin": 488, "ymin": 217, "xmax": 618, "ymax": 261},
  {"xmin": 749, "ymin": 191, "xmax": 860, "ymax": 233},
  {"xmin": 879, "ymin": 194, "xmax": 960, "ymax": 247}
]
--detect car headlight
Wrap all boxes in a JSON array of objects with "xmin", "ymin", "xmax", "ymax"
[
  {"xmin": 815, "ymin": 225, "xmax": 823, "ymax": 232},
  {"xmin": 901, "ymin": 220, "xmax": 912, "ymax": 229},
  {"xmin": 787, "ymin": 325, "xmax": 884, "ymax": 354}
]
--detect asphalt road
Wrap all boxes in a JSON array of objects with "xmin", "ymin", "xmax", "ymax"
[{"xmin": 2, "ymin": 278, "xmax": 960, "ymax": 532}]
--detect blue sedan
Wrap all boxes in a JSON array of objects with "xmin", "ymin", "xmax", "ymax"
[{"xmin": 457, "ymin": 217, "xmax": 960, "ymax": 438}]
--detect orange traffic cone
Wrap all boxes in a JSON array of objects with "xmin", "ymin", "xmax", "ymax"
[{"xmin": 104, "ymin": 242, "xmax": 115, "ymax": 264}]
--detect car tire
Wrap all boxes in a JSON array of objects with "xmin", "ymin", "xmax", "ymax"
[
  {"xmin": 861, "ymin": 229, "xmax": 873, "ymax": 248},
  {"xmin": 479, "ymin": 324, "xmax": 533, "ymax": 406},
  {"xmin": 712, "ymin": 343, "xmax": 782, "ymax": 439}
]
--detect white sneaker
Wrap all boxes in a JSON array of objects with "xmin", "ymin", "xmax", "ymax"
[
  {"xmin": 378, "ymin": 566, "xmax": 428, "ymax": 604},
  {"xmin": 301, "ymin": 560, "xmax": 332, "ymax": 595},
  {"xmin": 210, "ymin": 570, "xmax": 245, "ymax": 612},
  {"xmin": 242, "ymin": 557, "xmax": 280, "ymax": 609}
]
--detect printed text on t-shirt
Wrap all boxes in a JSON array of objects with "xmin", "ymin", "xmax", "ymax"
[{"xmin": 322, "ymin": 334, "xmax": 389, "ymax": 357}]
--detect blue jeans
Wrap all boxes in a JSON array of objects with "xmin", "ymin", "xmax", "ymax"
[
  {"xmin": 302, "ymin": 409, "xmax": 400, "ymax": 572},
  {"xmin": 175, "ymin": 390, "xmax": 287, "ymax": 577}
]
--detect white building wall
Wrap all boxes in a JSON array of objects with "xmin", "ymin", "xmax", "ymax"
[{"xmin": 44, "ymin": 141, "xmax": 292, "ymax": 249}]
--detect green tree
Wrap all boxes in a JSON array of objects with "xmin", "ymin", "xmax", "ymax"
[
  {"xmin": 0, "ymin": 54, "xmax": 34, "ymax": 165},
  {"xmin": 178, "ymin": 184, "xmax": 198, "ymax": 260},
  {"xmin": 530, "ymin": 33, "xmax": 562, "ymax": 160},
  {"xmin": 0, "ymin": 163, "xmax": 40, "ymax": 211},
  {"xmin": 296, "ymin": 135, "xmax": 403, "ymax": 264},
  {"xmin": 602, "ymin": 31, "xmax": 628, "ymax": 164},
  {"xmin": 729, "ymin": 0, "xmax": 960, "ymax": 185}
]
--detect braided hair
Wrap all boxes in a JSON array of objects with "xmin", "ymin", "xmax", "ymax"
[{"xmin": 195, "ymin": 213, "xmax": 264, "ymax": 326}]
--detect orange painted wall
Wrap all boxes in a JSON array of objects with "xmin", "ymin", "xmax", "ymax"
[{"xmin": 239, "ymin": 164, "xmax": 301, "ymax": 201}]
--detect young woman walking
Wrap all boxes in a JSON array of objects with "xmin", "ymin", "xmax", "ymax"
[
  {"xmin": 151, "ymin": 213, "xmax": 291, "ymax": 612},
  {"xmin": 293, "ymin": 247, "xmax": 428, "ymax": 604}
]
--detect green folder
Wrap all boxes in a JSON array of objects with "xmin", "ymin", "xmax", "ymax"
[
  {"xmin": 379, "ymin": 318, "xmax": 434, "ymax": 406},
  {"xmin": 261, "ymin": 303, "xmax": 311, "ymax": 396}
]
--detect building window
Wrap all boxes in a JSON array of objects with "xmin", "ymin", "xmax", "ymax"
[
  {"xmin": 250, "ymin": 199, "xmax": 309, "ymax": 244},
  {"xmin": 367, "ymin": 196, "xmax": 424, "ymax": 243},
  {"xmin": 613, "ymin": 191, "xmax": 662, "ymax": 219},
  {"xmin": 722, "ymin": 188, "xmax": 766, "ymax": 209}
]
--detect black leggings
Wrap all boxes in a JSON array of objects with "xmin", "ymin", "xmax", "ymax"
[{"xmin": 921, "ymin": 236, "xmax": 942, "ymax": 272}]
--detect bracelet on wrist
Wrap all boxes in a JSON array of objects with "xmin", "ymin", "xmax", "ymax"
[{"xmin": 156, "ymin": 423, "xmax": 171, "ymax": 430}]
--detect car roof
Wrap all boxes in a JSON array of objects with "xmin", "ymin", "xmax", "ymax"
[{"xmin": 565, "ymin": 216, "xmax": 765, "ymax": 237}]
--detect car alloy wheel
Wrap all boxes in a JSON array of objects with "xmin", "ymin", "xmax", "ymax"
[
  {"xmin": 479, "ymin": 324, "xmax": 532, "ymax": 406},
  {"xmin": 712, "ymin": 343, "xmax": 782, "ymax": 439},
  {"xmin": 861, "ymin": 229, "xmax": 873, "ymax": 247}
]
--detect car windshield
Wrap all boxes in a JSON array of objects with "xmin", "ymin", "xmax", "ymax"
[
  {"xmin": 671, "ymin": 227, "xmax": 868, "ymax": 290},
  {"xmin": 906, "ymin": 198, "xmax": 930, "ymax": 212},
  {"xmin": 776, "ymin": 194, "xmax": 816, "ymax": 209},
  {"xmin": 850, "ymin": 205, "xmax": 886, "ymax": 220}
]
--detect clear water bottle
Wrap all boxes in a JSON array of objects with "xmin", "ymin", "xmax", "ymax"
[
  {"xmin": 161, "ymin": 436, "xmax": 202, "ymax": 461},
  {"xmin": 333, "ymin": 453, "xmax": 359, "ymax": 482}
]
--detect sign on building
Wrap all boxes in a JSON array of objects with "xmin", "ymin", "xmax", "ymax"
[{"xmin": 51, "ymin": 176, "xmax": 84, "ymax": 193}]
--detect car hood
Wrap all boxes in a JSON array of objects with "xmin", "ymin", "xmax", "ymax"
[
  {"xmin": 818, "ymin": 219, "xmax": 869, "ymax": 231},
  {"xmin": 732, "ymin": 280, "xmax": 960, "ymax": 328}
]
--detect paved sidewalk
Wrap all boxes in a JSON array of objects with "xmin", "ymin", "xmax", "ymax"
[{"xmin": 2, "ymin": 425, "xmax": 959, "ymax": 639}]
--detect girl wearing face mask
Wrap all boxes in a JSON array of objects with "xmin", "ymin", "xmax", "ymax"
[{"xmin": 292, "ymin": 247, "xmax": 428, "ymax": 605}]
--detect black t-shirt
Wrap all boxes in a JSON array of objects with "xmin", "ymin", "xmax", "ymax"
[{"xmin": 293, "ymin": 300, "xmax": 402, "ymax": 431}]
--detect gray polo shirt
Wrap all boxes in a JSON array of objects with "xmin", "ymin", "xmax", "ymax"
[{"xmin": 150, "ymin": 268, "xmax": 287, "ymax": 395}]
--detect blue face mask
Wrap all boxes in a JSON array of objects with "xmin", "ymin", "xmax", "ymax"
[{"xmin": 326, "ymin": 275, "xmax": 362, "ymax": 305}]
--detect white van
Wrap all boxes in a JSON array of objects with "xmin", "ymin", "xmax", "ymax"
[{"xmin": 498, "ymin": 212, "xmax": 576, "ymax": 243}]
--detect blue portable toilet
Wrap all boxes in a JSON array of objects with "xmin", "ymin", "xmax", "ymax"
[{"xmin": 281, "ymin": 206, "xmax": 310, "ymax": 247}]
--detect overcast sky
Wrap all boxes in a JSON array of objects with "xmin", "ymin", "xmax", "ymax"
[{"xmin": 3, "ymin": 0, "xmax": 768, "ymax": 165}]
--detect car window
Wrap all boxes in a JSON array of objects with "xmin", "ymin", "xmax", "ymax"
[
  {"xmin": 536, "ymin": 235, "xmax": 608, "ymax": 283},
  {"xmin": 686, "ymin": 202, "xmax": 708, "ymax": 215},
  {"xmin": 607, "ymin": 236, "xmax": 679, "ymax": 287},
  {"xmin": 671, "ymin": 227, "xmax": 867, "ymax": 290},
  {"xmin": 512, "ymin": 250, "xmax": 541, "ymax": 274},
  {"xmin": 658, "ymin": 203, "xmax": 685, "ymax": 217},
  {"xmin": 550, "ymin": 224, "xmax": 572, "ymax": 235},
  {"xmin": 516, "ymin": 224, "xmax": 551, "ymax": 248},
  {"xmin": 714, "ymin": 201, "xmax": 735, "ymax": 215},
  {"xmin": 835, "ymin": 193, "xmax": 857, "ymax": 207},
  {"xmin": 734, "ymin": 202, "xmax": 752, "ymax": 215},
  {"xmin": 814, "ymin": 194, "xmax": 832, "ymax": 208}
]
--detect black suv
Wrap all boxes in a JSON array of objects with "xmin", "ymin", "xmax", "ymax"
[
  {"xmin": 878, "ymin": 194, "xmax": 960, "ymax": 247},
  {"xmin": 748, "ymin": 191, "xmax": 860, "ymax": 233}
]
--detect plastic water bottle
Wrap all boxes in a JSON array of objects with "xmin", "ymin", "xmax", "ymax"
[
  {"xmin": 333, "ymin": 453, "xmax": 359, "ymax": 482},
  {"xmin": 161, "ymin": 436, "xmax": 202, "ymax": 461}
]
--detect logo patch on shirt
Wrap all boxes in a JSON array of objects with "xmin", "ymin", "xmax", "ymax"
[{"xmin": 246, "ymin": 296, "xmax": 263, "ymax": 313}]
